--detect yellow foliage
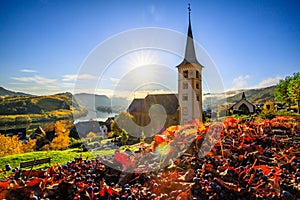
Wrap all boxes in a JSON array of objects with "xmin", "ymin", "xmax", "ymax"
[
  {"xmin": 255, "ymin": 116, "xmax": 263, "ymax": 123},
  {"xmin": 0, "ymin": 135, "xmax": 24, "ymax": 157},
  {"xmin": 263, "ymin": 101, "xmax": 275, "ymax": 112},
  {"xmin": 50, "ymin": 121, "xmax": 70, "ymax": 150},
  {"xmin": 86, "ymin": 132, "xmax": 98, "ymax": 138},
  {"xmin": 23, "ymin": 138, "xmax": 36, "ymax": 152}
]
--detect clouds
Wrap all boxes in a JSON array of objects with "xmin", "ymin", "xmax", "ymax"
[
  {"xmin": 257, "ymin": 76, "xmax": 281, "ymax": 87},
  {"xmin": 9, "ymin": 71, "xmax": 98, "ymax": 95},
  {"xmin": 232, "ymin": 75, "xmax": 250, "ymax": 89},
  {"xmin": 230, "ymin": 74, "xmax": 281, "ymax": 91},
  {"xmin": 11, "ymin": 75, "xmax": 56, "ymax": 84},
  {"xmin": 20, "ymin": 69, "xmax": 37, "ymax": 73},
  {"xmin": 62, "ymin": 74, "xmax": 97, "ymax": 82}
]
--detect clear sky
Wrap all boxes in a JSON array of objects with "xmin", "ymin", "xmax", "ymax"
[{"xmin": 0, "ymin": 0, "xmax": 299, "ymax": 98}]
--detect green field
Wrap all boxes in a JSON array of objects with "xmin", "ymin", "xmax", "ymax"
[{"xmin": 0, "ymin": 148, "xmax": 115, "ymax": 179}]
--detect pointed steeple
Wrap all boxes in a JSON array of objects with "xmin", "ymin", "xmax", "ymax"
[
  {"xmin": 178, "ymin": 4, "xmax": 202, "ymax": 67},
  {"xmin": 242, "ymin": 92, "xmax": 246, "ymax": 100}
]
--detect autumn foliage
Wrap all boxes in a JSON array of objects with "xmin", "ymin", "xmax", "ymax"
[
  {"xmin": 50, "ymin": 121, "xmax": 71, "ymax": 150},
  {"xmin": 0, "ymin": 135, "xmax": 36, "ymax": 157}
]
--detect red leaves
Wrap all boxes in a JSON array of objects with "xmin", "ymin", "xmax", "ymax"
[
  {"xmin": 27, "ymin": 178, "xmax": 42, "ymax": 187},
  {"xmin": 0, "ymin": 181, "xmax": 10, "ymax": 189},
  {"xmin": 99, "ymin": 186, "xmax": 119, "ymax": 197},
  {"xmin": 253, "ymin": 165, "xmax": 272, "ymax": 175},
  {"xmin": 155, "ymin": 135, "xmax": 167, "ymax": 144},
  {"xmin": 114, "ymin": 151, "xmax": 129, "ymax": 168}
]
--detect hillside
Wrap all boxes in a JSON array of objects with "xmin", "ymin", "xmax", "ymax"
[
  {"xmin": 225, "ymin": 86, "xmax": 275, "ymax": 105},
  {"xmin": 0, "ymin": 92, "xmax": 87, "ymax": 126},
  {"xmin": 0, "ymin": 86, "xmax": 32, "ymax": 97},
  {"xmin": 203, "ymin": 85, "xmax": 275, "ymax": 109},
  {"xmin": 74, "ymin": 93, "xmax": 129, "ymax": 113}
]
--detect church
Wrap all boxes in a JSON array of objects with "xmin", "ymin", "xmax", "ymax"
[
  {"xmin": 128, "ymin": 6, "xmax": 203, "ymax": 130},
  {"xmin": 228, "ymin": 92, "xmax": 256, "ymax": 115}
]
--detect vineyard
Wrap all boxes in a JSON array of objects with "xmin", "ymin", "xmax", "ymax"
[{"xmin": 0, "ymin": 116, "xmax": 299, "ymax": 199}]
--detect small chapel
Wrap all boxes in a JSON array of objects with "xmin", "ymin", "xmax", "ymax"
[
  {"xmin": 228, "ymin": 92, "xmax": 256, "ymax": 115},
  {"xmin": 128, "ymin": 5, "xmax": 203, "ymax": 129}
]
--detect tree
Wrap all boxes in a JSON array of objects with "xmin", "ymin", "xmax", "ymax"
[
  {"xmin": 288, "ymin": 75, "xmax": 300, "ymax": 113},
  {"xmin": 51, "ymin": 121, "xmax": 70, "ymax": 150},
  {"xmin": 275, "ymin": 72, "xmax": 300, "ymax": 113}
]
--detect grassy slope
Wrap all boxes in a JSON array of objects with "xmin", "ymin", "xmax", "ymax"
[{"xmin": 0, "ymin": 148, "xmax": 114, "ymax": 179}]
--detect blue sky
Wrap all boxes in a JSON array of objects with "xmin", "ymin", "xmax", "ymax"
[{"xmin": 0, "ymin": 0, "xmax": 299, "ymax": 98}]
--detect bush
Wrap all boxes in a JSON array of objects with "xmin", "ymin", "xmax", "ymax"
[
  {"xmin": 0, "ymin": 135, "xmax": 36, "ymax": 157},
  {"xmin": 23, "ymin": 138, "xmax": 36, "ymax": 152},
  {"xmin": 261, "ymin": 101, "xmax": 276, "ymax": 119}
]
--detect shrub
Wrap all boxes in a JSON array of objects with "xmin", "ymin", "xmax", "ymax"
[
  {"xmin": 23, "ymin": 138, "xmax": 36, "ymax": 152},
  {"xmin": 0, "ymin": 135, "xmax": 36, "ymax": 156},
  {"xmin": 261, "ymin": 101, "xmax": 276, "ymax": 119},
  {"xmin": 0, "ymin": 135, "xmax": 24, "ymax": 157}
]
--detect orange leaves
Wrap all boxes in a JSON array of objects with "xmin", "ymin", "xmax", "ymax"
[
  {"xmin": 26, "ymin": 178, "xmax": 42, "ymax": 187},
  {"xmin": 0, "ymin": 181, "xmax": 10, "ymax": 189},
  {"xmin": 154, "ymin": 135, "xmax": 167, "ymax": 143},
  {"xmin": 223, "ymin": 116, "xmax": 239, "ymax": 129},
  {"xmin": 162, "ymin": 125, "xmax": 180, "ymax": 137}
]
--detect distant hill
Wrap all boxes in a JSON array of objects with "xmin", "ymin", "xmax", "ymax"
[
  {"xmin": 0, "ymin": 92, "xmax": 87, "ymax": 126},
  {"xmin": 74, "ymin": 93, "xmax": 129, "ymax": 113},
  {"xmin": 0, "ymin": 86, "xmax": 32, "ymax": 97},
  {"xmin": 226, "ymin": 86, "xmax": 275, "ymax": 105},
  {"xmin": 74, "ymin": 93, "xmax": 111, "ymax": 108},
  {"xmin": 203, "ymin": 85, "xmax": 275, "ymax": 109}
]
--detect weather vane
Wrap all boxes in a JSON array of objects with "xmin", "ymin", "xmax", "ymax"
[{"xmin": 188, "ymin": 3, "xmax": 191, "ymax": 14}]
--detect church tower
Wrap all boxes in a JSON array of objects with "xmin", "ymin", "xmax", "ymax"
[{"xmin": 177, "ymin": 5, "xmax": 203, "ymax": 124}]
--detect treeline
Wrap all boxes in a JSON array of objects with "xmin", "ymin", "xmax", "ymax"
[
  {"xmin": 275, "ymin": 72, "xmax": 300, "ymax": 113},
  {"xmin": 96, "ymin": 106, "xmax": 113, "ymax": 113}
]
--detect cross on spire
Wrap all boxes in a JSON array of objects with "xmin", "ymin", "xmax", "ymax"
[{"xmin": 177, "ymin": 3, "xmax": 203, "ymax": 67}]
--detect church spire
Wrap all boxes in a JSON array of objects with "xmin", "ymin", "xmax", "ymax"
[
  {"xmin": 242, "ymin": 92, "xmax": 246, "ymax": 100},
  {"xmin": 178, "ymin": 4, "xmax": 202, "ymax": 67}
]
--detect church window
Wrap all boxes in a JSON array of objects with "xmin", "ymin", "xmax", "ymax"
[
  {"xmin": 183, "ymin": 82, "xmax": 188, "ymax": 89},
  {"xmin": 197, "ymin": 95, "xmax": 200, "ymax": 101},
  {"xmin": 183, "ymin": 70, "xmax": 188, "ymax": 78},
  {"xmin": 182, "ymin": 95, "xmax": 188, "ymax": 101},
  {"xmin": 196, "ymin": 70, "xmax": 199, "ymax": 78},
  {"xmin": 196, "ymin": 83, "xmax": 199, "ymax": 89}
]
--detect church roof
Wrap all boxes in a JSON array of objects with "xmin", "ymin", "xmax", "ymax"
[
  {"xmin": 128, "ymin": 94, "xmax": 179, "ymax": 115},
  {"xmin": 177, "ymin": 5, "xmax": 203, "ymax": 68},
  {"xmin": 228, "ymin": 92, "xmax": 256, "ymax": 110}
]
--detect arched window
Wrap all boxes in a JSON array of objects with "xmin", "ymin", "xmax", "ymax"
[{"xmin": 183, "ymin": 70, "xmax": 188, "ymax": 78}]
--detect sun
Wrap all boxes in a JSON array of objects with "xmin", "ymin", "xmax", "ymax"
[{"xmin": 127, "ymin": 49, "xmax": 160, "ymax": 69}]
